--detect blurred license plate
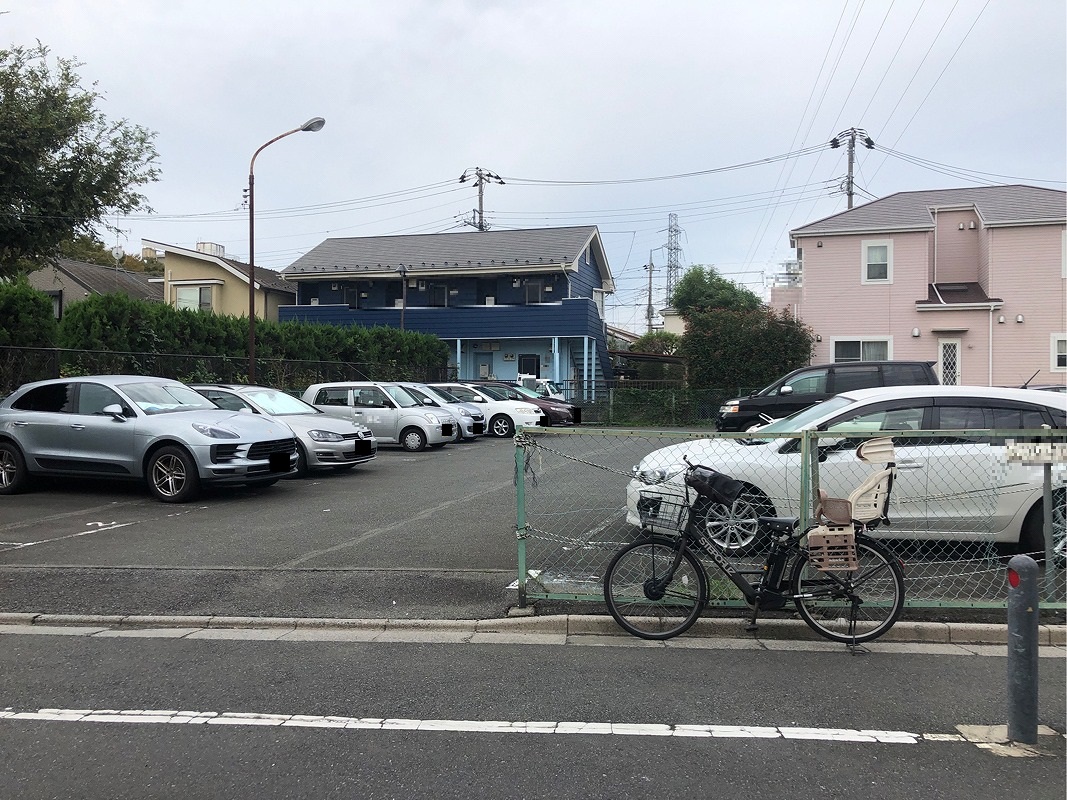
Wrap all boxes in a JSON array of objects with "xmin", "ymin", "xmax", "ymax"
[{"xmin": 269, "ymin": 452, "xmax": 290, "ymax": 472}]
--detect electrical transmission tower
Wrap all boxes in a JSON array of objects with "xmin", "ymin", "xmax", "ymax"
[
  {"xmin": 458, "ymin": 167, "xmax": 505, "ymax": 231},
  {"xmin": 664, "ymin": 212, "xmax": 683, "ymax": 305}
]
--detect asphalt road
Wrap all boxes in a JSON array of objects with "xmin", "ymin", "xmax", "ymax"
[
  {"xmin": 0, "ymin": 632, "xmax": 1064, "ymax": 800},
  {"xmin": 0, "ymin": 436, "xmax": 529, "ymax": 619}
]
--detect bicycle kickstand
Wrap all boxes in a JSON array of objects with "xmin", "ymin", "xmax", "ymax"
[
  {"xmin": 844, "ymin": 601, "xmax": 870, "ymax": 656},
  {"xmin": 745, "ymin": 596, "xmax": 762, "ymax": 633}
]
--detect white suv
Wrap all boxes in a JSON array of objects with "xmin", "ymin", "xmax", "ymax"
[
  {"xmin": 303, "ymin": 382, "xmax": 456, "ymax": 452},
  {"xmin": 430, "ymin": 383, "xmax": 546, "ymax": 438}
]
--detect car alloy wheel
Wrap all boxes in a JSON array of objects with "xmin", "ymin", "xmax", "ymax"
[{"xmin": 147, "ymin": 445, "xmax": 201, "ymax": 503}]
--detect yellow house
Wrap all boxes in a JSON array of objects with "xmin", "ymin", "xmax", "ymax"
[{"xmin": 142, "ymin": 239, "xmax": 295, "ymax": 321}]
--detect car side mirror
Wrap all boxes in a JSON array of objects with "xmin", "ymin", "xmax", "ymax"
[
  {"xmin": 779, "ymin": 385, "xmax": 793, "ymax": 396},
  {"xmin": 103, "ymin": 404, "xmax": 127, "ymax": 421}
]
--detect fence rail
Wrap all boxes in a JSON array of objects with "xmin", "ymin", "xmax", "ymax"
[{"xmin": 512, "ymin": 427, "xmax": 1066, "ymax": 614}]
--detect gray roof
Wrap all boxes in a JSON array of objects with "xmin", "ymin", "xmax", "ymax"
[
  {"xmin": 53, "ymin": 258, "xmax": 163, "ymax": 302},
  {"xmin": 220, "ymin": 257, "xmax": 295, "ymax": 294},
  {"xmin": 791, "ymin": 185, "xmax": 1066, "ymax": 237},
  {"xmin": 283, "ymin": 226, "xmax": 606, "ymax": 278}
]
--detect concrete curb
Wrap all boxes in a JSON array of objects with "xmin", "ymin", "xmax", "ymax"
[{"xmin": 0, "ymin": 611, "xmax": 1063, "ymax": 646}]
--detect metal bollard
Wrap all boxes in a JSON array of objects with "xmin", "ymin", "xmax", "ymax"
[{"xmin": 1006, "ymin": 554, "xmax": 1039, "ymax": 745}]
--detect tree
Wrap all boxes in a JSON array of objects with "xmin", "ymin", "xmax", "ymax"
[
  {"xmin": 55, "ymin": 234, "xmax": 163, "ymax": 275},
  {"xmin": 680, "ymin": 307, "xmax": 814, "ymax": 395},
  {"xmin": 0, "ymin": 280, "xmax": 58, "ymax": 347},
  {"xmin": 627, "ymin": 330, "xmax": 684, "ymax": 381},
  {"xmin": 0, "ymin": 45, "xmax": 160, "ymax": 278},
  {"xmin": 672, "ymin": 265, "xmax": 762, "ymax": 316}
]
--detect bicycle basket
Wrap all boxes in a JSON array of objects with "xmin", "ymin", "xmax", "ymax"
[
  {"xmin": 806, "ymin": 525, "xmax": 859, "ymax": 572},
  {"xmin": 637, "ymin": 491, "xmax": 689, "ymax": 531}
]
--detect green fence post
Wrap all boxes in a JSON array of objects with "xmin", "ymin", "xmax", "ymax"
[
  {"xmin": 515, "ymin": 433, "xmax": 528, "ymax": 608},
  {"xmin": 799, "ymin": 430, "xmax": 813, "ymax": 531}
]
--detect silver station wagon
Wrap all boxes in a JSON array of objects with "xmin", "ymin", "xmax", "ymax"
[{"xmin": 0, "ymin": 375, "xmax": 298, "ymax": 502}]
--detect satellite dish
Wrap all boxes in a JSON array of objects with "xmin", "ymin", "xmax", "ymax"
[{"xmin": 111, "ymin": 245, "xmax": 125, "ymax": 262}]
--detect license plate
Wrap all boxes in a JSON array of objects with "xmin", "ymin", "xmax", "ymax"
[
  {"xmin": 269, "ymin": 452, "xmax": 290, "ymax": 473},
  {"xmin": 442, "ymin": 424, "xmax": 454, "ymax": 437}
]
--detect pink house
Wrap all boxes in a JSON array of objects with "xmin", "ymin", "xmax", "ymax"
[{"xmin": 774, "ymin": 185, "xmax": 1066, "ymax": 387}]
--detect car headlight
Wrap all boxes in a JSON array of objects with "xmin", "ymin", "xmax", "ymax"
[
  {"xmin": 457, "ymin": 408, "xmax": 472, "ymax": 418},
  {"xmin": 718, "ymin": 401, "xmax": 740, "ymax": 414},
  {"xmin": 307, "ymin": 430, "xmax": 345, "ymax": 442},
  {"xmin": 423, "ymin": 413, "xmax": 441, "ymax": 424},
  {"xmin": 632, "ymin": 465, "xmax": 669, "ymax": 484},
  {"xmin": 192, "ymin": 422, "xmax": 240, "ymax": 439},
  {"xmin": 549, "ymin": 405, "xmax": 568, "ymax": 412}
]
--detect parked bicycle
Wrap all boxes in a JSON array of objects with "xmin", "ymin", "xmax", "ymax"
[{"xmin": 603, "ymin": 437, "xmax": 906, "ymax": 646}]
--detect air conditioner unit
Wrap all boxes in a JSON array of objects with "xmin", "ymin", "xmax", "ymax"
[
  {"xmin": 310, "ymin": 298, "xmax": 319, "ymax": 306},
  {"xmin": 484, "ymin": 296, "xmax": 495, "ymax": 306},
  {"xmin": 394, "ymin": 299, "xmax": 404, "ymax": 308}
]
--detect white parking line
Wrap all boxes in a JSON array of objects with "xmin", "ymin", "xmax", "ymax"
[
  {"xmin": 0, "ymin": 522, "xmax": 136, "ymax": 552},
  {"xmin": 0, "ymin": 706, "xmax": 925, "ymax": 742}
]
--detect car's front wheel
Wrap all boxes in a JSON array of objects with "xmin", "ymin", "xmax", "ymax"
[
  {"xmin": 489, "ymin": 414, "xmax": 514, "ymax": 438},
  {"xmin": 400, "ymin": 427, "xmax": 427, "ymax": 452},
  {"xmin": 146, "ymin": 445, "xmax": 201, "ymax": 503},
  {"xmin": 294, "ymin": 443, "xmax": 310, "ymax": 478},
  {"xmin": 0, "ymin": 440, "xmax": 30, "ymax": 495},
  {"xmin": 690, "ymin": 486, "xmax": 774, "ymax": 556},
  {"xmin": 1020, "ymin": 487, "xmax": 1066, "ymax": 565}
]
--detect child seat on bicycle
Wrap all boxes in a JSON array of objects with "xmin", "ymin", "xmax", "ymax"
[{"xmin": 813, "ymin": 436, "xmax": 897, "ymax": 528}]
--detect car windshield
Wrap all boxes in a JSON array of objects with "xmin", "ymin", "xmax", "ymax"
[
  {"xmin": 384, "ymin": 385, "xmax": 420, "ymax": 408},
  {"xmin": 119, "ymin": 382, "xmax": 218, "ymax": 415},
  {"xmin": 403, "ymin": 385, "xmax": 436, "ymax": 405},
  {"xmin": 420, "ymin": 385, "xmax": 458, "ymax": 404},
  {"xmin": 509, "ymin": 384, "xmax": 541, "ymax": 399},
  {"xmin": 244, "ymin": 388, "xmax": 320, "ymax": 416},
  {"xmin": 754, "ymin": 395, "xmax": 856, "ymax": 434},
  {"xmin": 478, "ymin": 385, "xmax": 508, "ymax": 400}
]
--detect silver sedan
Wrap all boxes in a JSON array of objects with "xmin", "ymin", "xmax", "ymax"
[{"xmin": 191, "ymin": 384, "xmax": 378, "ymax": 477}]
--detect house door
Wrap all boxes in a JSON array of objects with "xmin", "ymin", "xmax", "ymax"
[
  {"xmin": 937, "ymin": 339, "xmax": 961, "ymax": 385},
  {"xmin": 518, "ymin": 354, "xmax": 540, "ymax": 378}
]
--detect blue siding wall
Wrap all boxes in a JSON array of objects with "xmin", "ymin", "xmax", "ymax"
[{"xmin": 280, "ymin": 297, "xmax": 603, "ymax": 339}]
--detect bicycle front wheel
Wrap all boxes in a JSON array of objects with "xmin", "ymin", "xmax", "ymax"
[
  {"xmin": 790, "ymin": 534, "xmax": 905, "ymax": 644},
  {"xmin": 604, "ymin": 535, "xmax": 708, "ymax": 640}
]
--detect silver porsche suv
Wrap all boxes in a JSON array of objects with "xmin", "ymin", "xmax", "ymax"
[{"xmin": 0, "ymin": 375, "xmax": 298, "ymax": 502}]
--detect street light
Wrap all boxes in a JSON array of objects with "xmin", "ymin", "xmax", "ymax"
[{"xmin": 247, "ymin": 116, "xmax": 326, "ymax": 383}]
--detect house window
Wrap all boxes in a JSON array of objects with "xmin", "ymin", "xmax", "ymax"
[
  {"xmin": 176, "ymin": 286, "xmax": 212, "ymax": 312},
  {"xmin": 1052, "ymin": 334, "xmax": 1067, "ymax": 372},
  {"xmin": 525, "ymin": 280, "xmax": 543, "ymax": 304},
  {"xmin": 834, "ymin": 338, "xmax": 890, "ymax": 362},
  {"xmin": 429, "ymin": 284, "xmax": 448, "ymax": 307},
  {"xmin": 861, "ymin": 240, "xmax": 892, "ymax": 284}
]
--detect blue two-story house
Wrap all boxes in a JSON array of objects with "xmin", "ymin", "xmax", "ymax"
[{"xmin": 279, "ymin": 225, "xmax": 616, "ymax": 389}]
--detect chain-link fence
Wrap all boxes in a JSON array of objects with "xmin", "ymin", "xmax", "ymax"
[{"xmin": 512, "ymin": 427, "xmax": 1066, "ymax": 611}]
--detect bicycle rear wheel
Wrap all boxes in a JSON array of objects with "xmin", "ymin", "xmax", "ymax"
[
  {"xmin": 790, "ymin": 534, "xmax": 904, "ymax": 644},
  {"xmin": 604, "ymin": 535, "xmax": 708, "ymax": 640}
]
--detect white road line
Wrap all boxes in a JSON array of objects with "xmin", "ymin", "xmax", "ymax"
[
  {"xmin": 0, "ymin": 522, "xmax": 137, "ymax": 552},
  {"xmin": 0, "ymin": 707, "xmax": 931, "ymax": 742}
]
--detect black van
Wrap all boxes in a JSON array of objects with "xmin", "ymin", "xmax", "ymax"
[{"xmin": 714, "ymin": 361, "xmax": 940, "ymax": 431}]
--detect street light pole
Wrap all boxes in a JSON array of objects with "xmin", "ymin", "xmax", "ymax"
[{"xmin": 247, "ymin": 116, "xmax": 326, "ymax": 383}]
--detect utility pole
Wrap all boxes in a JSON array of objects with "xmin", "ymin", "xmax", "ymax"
[
  {"xmin": 830, "ymin": 128, "xmax": 874, "ymax": 209},
  {"xmin": 645, "ymin": 252, "xmax": 655, "ymax": 333},
  {"xmin": 665, "ymin": 213, "xmax": 683, "ymax": 305},
  {"xmin": 459, "ymin": 167, "xmax": 505, "ymax": 231}
]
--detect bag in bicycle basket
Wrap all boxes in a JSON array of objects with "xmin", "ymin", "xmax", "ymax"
[{"xmin": 685, "ymin": 465, "xmax": 744, "ymax": 505}]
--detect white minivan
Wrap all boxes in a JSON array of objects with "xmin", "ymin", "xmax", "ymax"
[{"xmin": 302, "ymin": 382, "xmax": 456, "ymax": 452}]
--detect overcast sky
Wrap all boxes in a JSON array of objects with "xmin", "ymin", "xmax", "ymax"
[{"xmin": 4, "ymin": 0, "xmax": 1065, "ymax": 332}]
